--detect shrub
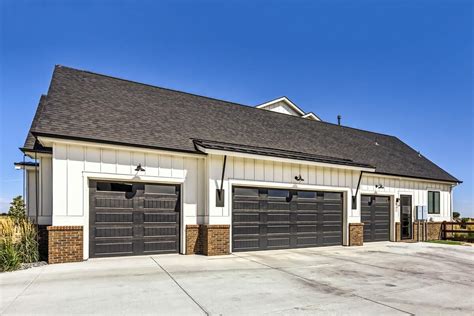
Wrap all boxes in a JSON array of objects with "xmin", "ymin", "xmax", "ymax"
[
  {"xmin": 0, "ymin": 216, "xmax": 39, "ymax": 271},
  {"xmin": 8, "ymin": 196, "xmax": 26, "ymax": 224},
  {"xmin": 453, "ymin": 212, "xmax": 460, "ymax": 219}
]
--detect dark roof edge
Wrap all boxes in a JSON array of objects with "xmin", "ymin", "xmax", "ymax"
[
  {"xmin": 372, "ymin": 171, "xmax": 461, "ymax": 184},
  {"xmin": 391, "ymin": 136, "xmax": 460, "ymax": 183},
  {"xmin": 55, "ymin": 65, "xmax": 398, "ymax": 139},
  {"xmin": 14, "ymin": 161, "xmax": 39, "ymax": 167},
  {"xmin": 31, "ymin": 132, "xmax": 206, "ymax": 156},
  {"xmin": 194, "ymin": 139, "xmax": 375, "ymax": 169},
  {"xmin": 19, "ymin": 146, "xmax": 53, "ymax": 155}
]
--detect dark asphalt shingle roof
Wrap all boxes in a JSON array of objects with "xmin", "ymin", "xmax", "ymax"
[{"xmin": 24, "ymin": 65, "xmax": 460, "ymax": 183}]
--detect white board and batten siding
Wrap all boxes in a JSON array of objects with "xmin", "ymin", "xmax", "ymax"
[
  {"xmin": 51, "ymin": 143, "xmax": 205, "ymax": 257},
  {"xmin": 207, "ymin": 154, "xmax": 453, "ymax": 224},
  {"xmin": 25, "ymin": 156, "xmax": 53, "ymax": 225}
]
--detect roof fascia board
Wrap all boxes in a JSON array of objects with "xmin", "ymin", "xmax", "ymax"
[
  {"xmin": 367, "ymin": 172, "xmax": 461, "ymax": 185},
  {"xmin": 22, "ymin": 151, "xmax": 52, "ymax": 159},
  {"xmin": 196, "ymin": 145, "xmax": 375, "ymax": 172},
  {"xmin": 302, "ymin": 112, "xmax": 321, "ymax": 121},
  {"xmin": 37, "ymin": 136, "xmax": 206, "ymax": 159},
  {"xmin": 256, "ymin": 97, "xmax": 306, "ymax": 116}
]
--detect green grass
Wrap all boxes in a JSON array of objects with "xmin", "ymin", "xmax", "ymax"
[{"xmin": 425, "ymin": 240, "xmax": 464, "ymax": 245}]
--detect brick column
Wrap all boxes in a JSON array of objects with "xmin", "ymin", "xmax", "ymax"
[
  {"xmin": 202, "ymin": 225, "xmax": 230, "ymax": 256},
  {"xmin": 349, "ymin": 223, "xmax": 364, "ymax": 246},
  {"xmin": 413, "ymin": 221, "xmax": 443, "ymax": 241},
  {"xmin": 47, "ymin": 226, "xmax": 83, "ymax": 264},
  {"xmin": 186, "ymin": 225, "xmax": 203, "ymax": 254}
]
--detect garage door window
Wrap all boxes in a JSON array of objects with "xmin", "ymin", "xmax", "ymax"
[
  {"xmin": 268, "ymin": 189, "xmax": 290, "ymax": 199},
  {"xmin": 97, "ymin": 182, "xmax": 133, "ymax": 192},
  {"xmin": 428, "ymin": 191, "xmax": 440, "ymax": 214}
]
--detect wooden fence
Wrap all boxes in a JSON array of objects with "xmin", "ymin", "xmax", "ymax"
[{"xmin": 441, "ymin": 221, "xmax": 474, "ymax": 242}]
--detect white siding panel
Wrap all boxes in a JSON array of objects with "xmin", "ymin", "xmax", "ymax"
[
  {"xmin": 233, "ymin": 157, "xmax": 244, "ymax": 179},
  {"xmin": 85, "ymin": 147, "xmax": 101, "ymax": 172},
  {"xmin": 274, "ymin": 162, "xmax": 283, "ymax": 182},
  {"xmin": 41, "ymin": 157, "xmax": 53, "ymax": 216},
  {"xmin": 145, "ymin": 153, "xmax": 159, "ymax": 176},
  {"xmin": 255, "ymin": 160, "xmax": 264, "ymax": 181},
  {"xmin": 116, "ymin": 150, "xmax": 132, "ymax": 174},
  {"xmin": 172, "ymin": 156, "xmax": 185, "ymax": 178},
  {"xmin": 264, "ymin": 161, "xmax": 273, "ymax": 182},
  {"xmin": 53, "ymin": 144, "xmax": 67, "ymax": 216},
  {"xmin": 67, "ymin": 146, "xmax": 84, "ymax": 216},
  {"xmin": 101, "ymin": 149, "xmax": 116, "ymax": 173},
  {"xmin": 244, "ymin": 158, "xmax": 254, "ymax": 180},
  {"xmin": 159, "ymin": 155, "xmax": 172, "ymax": 177}
]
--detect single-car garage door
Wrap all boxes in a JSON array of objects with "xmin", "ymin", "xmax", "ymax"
[
  {"xmin": 89, "ymin": 181, "xmax": 180, "ymax": 258},
  {"xmin": 232, "ymin": 187, "xmax": 343, "ymax": 252},
  {"xmin": 361, "ymin": 195, "xmax": 390, "ymax": 242}
]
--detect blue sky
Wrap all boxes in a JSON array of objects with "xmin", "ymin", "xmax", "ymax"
[{"xmin": 1, "ymin": 0, "xmax": 472, "ymax": 216}]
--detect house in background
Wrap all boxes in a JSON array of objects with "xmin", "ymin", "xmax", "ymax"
[{"xmin": 17, "ymin": 65, "xmax": 461, "ymax": 264}]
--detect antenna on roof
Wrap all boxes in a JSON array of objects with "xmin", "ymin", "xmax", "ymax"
[{"xmin": 337, "ymin": 115, "xmax": 341, "ymax": 126}]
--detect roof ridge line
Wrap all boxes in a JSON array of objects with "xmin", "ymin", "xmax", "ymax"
[{"xmin": 55, "ymin": 64, "xmax": 400, "ymax": 139}]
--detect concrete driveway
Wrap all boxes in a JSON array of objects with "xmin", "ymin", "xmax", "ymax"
[{"xmin": 1, "ymin": 242, "xmax": 473, "ymax": 315}]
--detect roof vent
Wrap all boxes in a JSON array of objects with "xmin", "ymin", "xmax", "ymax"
[
  {"xmin": 337, "ymin": 115, "xmax": 341, "ymax": 126},
  {"xmin": 375, "ymin": 140, "xmax": 379, "ymax": 146},
  {"xmin": 417, "ymin": 151, "xmax": 422, "ymax": 157}
]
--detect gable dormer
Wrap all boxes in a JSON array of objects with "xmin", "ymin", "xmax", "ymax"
[{"xmin": 256, "ymin": 97, "xmax": 321, "ymax": 121}]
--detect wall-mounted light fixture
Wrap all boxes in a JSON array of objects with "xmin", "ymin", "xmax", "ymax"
[
  {"xmin": 375, "ymin": 184, "xmax": 384, "ymax": 189},
  {"xmin": 134, "ymin": 163, "xmax": 146, "ymax": 172},
  {"xmin": 294, "ymin": 174, "xmax": 304, "ymax": 182}
]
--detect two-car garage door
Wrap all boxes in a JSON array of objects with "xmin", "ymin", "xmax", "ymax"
[
  {"xmin": 89, "ymin": 181, "xmax": 180, "ymax": 258},
  {"xmin": 232, "ymin": 187, "xmax": 343, "ymax": 252}
]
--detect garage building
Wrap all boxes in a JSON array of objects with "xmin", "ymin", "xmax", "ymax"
[{"xmin": 17, "ymin": 66, "xmax": 460, "ymax": 262}]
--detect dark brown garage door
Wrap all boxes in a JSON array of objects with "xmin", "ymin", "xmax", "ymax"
[
  {"xmin": 89, "ymin": 181, "xmax": 180, "ymax": 258},
  {"xmin": 232, "ymin": 187, "xmax": 343, "ymax": 252},
  {"xmin": 361, "ymin": 195, "xmax": 390, "ymax": 242}
]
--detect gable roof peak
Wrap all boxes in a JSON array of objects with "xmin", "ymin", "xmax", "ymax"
[{"xmin": 256, "ymin": 96, "xmax": 321, "ymax": 121}]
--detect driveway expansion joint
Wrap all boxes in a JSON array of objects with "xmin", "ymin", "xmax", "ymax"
[{"xmin": 150, "ymin": 256, "xmax": 209, "ymax": 316}]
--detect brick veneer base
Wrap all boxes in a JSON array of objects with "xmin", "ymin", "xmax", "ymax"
[
  {"xmin": 413, "ymin": 222, "xmax": 442, "ymax": 241},
  {"xmin": 349, "ymin": 223, "xmax": 364, "ymax": 246},
  {"xmin": 47, "ymin": 226, "xmax": 83, "ymax": 264},
  {"xmin": 186, "ymin": 225, "xmax": 203, "ymax": 254},
  {"xmin": 186, "ymin": 224, "xmax": 230, "ymax": 256},
  {"xmin": 396, "ymin": 222, "xmax": 443, "ymax": 242}
]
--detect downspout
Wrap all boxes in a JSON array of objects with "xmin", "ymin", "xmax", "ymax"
[
  {"xmin": 34, "ymin": 150, "xmax": 39, "ymax": 228},
  {"xmin": 218, "ymin": 155, "xmax": 227, "ymax": 199},
  {"xmin": 352, "ymin": 171, "xmax": 364, "ymax": 209},
  {"xmin": 22, "ymin": 154, "xmax": 26, "ymax": 206}
]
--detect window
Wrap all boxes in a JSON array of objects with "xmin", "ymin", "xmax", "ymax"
[
  {"xmin": 297, "ymin": 191, "xmax": 316, "ymax": 199},
  {"xmin": 97, "ymin": 182, "xmax": 133, "ymax": 192},
  {"xmin": 428, "ymin": 191, "xmax": 440, "ymax": 214},
  {"xmin": 268, "ymin": 189, "xmax": 290, "ymax": 198}
]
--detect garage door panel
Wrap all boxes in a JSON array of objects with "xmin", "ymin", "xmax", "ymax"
[
  {"xmin": 94, "ymin": 242, "xmax": 134, "ymax": 256},
  {"xmin": 267, "ymin": 213, "xmax": 290, "ymax": 222},
  {"xmin": 144, "ymin": 226, "xmax": 177, "ymax": 237},
  {"xmin": 297, "ymin": 213, "xmax": 318, "ymax": 222},
  {"xmin": 361, "ymin": 195, "xmax": 390, "ymax": 242},
  {"xmin": 144, "ymin": 240, "xmax": 177, "ymax": 253},
  {"xmin": 233, "ymin": 225, "xmax": 259, "ymax": 235},
  {"xmin": 267, "ymin": 237, "xmax": 290, "ymax": 248},
  {"xmin": 267, "ymin": 225, "xmax": 290, "ymax": 234},
  {"xmin": 297, "ymin": 224, "xmax": 317, "ymax": 233},
  {"xmin": 297, "ymin": 236, "xmax": 318, "ymax": 246},
  {"xmin": 90, "ymin": 181, "xmax": 180, "ymax": 258},
  {"xmin": 234, "ymin": 239, "xmax": 259, "ymax": 251},
  {"xmin": 233, "ymin": 187, "xmax": 342, "ymax": 252},
  {"xmin": 95, "ymin": 198, "xmax": 134, "ymax": 209},
  {"xmin": 94, "ymin": 226, "xmax": 133, "ymax": 238},
  {"xmin": 95, "ymin": 212, "xmax": 133, "ymax": 223}
]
